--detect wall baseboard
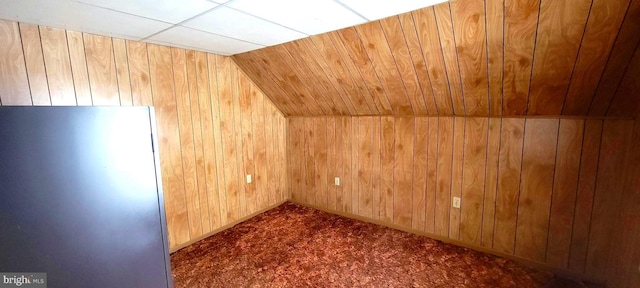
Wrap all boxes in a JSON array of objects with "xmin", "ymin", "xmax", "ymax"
[
  {"xmin": 287, "ymin": 199, "xmax": 606, "ymax": 286},
  {"xmin": 170, "ymin": 200, "xmax": 288, "ymax": 253}
]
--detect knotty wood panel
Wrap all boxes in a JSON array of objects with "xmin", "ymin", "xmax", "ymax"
[
  {"xmin": 289, "ymin": 116, "xmax": 632, "ymax": 282},
  {"xmin": 234, "ymin": 0, "xmax": 640, "ymax": 118},
  {"xmin": 0, "ymin": 21, "xmax": 287, "ymax": 252}
]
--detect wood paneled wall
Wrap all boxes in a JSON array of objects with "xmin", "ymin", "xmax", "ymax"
[
  {"xmin": 234, "ymin": 0, "xmax": 640, "ymax": 118},
  {"xmin": 0, "ymin": 20, "xmax": 288, "ymax": 251},
  {"xmin": 608, "ymin": 121, "xmax": 640, "ymax": 288},
  {"xmin": 287, "ymin": 116, "xmax": 633, "ymax": 281}
]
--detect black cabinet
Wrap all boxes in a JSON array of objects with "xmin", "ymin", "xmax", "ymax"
[{"xmin": 0, "ymin": 107, "xmax": 172, "ymax": 288}]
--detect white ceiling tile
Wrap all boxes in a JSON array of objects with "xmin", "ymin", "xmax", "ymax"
[
  {"xmin": 148, "ymin": 26, "xmax": 264, "ymax": 55},
  {"xmin": 144, "ymin": 39, "xmax": 230, "ymax": 55},
  {"xmin": 337, "ymin": 0, "xmax": 449, "ymax": 21},
  {"xmin": 183, "ymin": 6, "xmax": 307, "ymax": 46},
  {"xmin": 0, "ymin": 0, "xmax": 171, "ymax": 40},
  {"xmin": 228, "ymin": 0, "xmax": 367, "ymax": 35},
  {"xmin": 74, "ymin": 0, "xmax": 218, "ymax": 24}
]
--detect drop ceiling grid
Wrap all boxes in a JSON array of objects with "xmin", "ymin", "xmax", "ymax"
[{"xmin": 0, "ymin": 0, "xmax": 449, "ymax": 55}]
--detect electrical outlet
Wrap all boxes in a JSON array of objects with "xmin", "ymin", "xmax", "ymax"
[
  {"xmin": 246, "ymin": 174, "xmax": 252, "ymax": 184},
  {"xmin": 335, "ymin": 177, "xmax": 340, "ymax": 186},
  {"xmin": 453, "ymin": 197, "xmax": 461, "ymax": 208}
]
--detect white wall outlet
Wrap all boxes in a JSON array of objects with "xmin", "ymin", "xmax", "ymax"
[
  {"xmin": 246, "ymin": 174, "xmax": 252, "ymax": 184},
  {"xmin": 335, "ymin": 177, "xmax": 340, "ymax": 186},
  {"xmin": 453, "ymin": 197, "xmax": 461, "ymax": 209}
]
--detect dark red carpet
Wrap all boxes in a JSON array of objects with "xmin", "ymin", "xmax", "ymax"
[{"xmin": 171, "ymin": 202, "xmax": 589, "ymax": 287}]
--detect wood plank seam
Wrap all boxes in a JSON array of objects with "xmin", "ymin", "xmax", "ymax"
[
  {"xmin": 603, "ymin": 40, "xmax": 640, "ymax": 116},
  {"xmin": 543, "ymin": 120, "xmax": 563, "ymax": 262},
  {"xmin": 169, "ymin": 49, "xmax": 192, "ymax": 243},
  {"xmin": 523, "ymin": 0, "xmax": 543, "ymax": 115},
  {"xmin": 565, "ymin": 120, "xmax": 587, "ymax": 269},
  {"xmin": 584, "ymin": 0, "xmax": 634, "ymax": 115}
]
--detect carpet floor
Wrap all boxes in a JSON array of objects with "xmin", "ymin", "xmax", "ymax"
[{"xmin": 171, "ymin": 202, "xmax": 591, "ymax": 288}]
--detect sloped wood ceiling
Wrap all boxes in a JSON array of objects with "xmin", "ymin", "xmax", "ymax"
[{"xmin": 233, "ymin": 0, "xmax": 640, "ymax": 117}]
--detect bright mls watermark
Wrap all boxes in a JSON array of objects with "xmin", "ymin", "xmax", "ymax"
[{"xmin": 0, "ymin": 273, "xmax": 46, "ymax": 288}]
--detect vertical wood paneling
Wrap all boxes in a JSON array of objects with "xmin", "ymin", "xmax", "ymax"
[
  {"xmin": 0, "ymin": 20, "xmax": 287, "ymax": 252},
  {"xmin": 494, "ymin": 118, "xmax": 525, "ymax": 254},
  {"xmin": 586, "ymin": 120, "xmax": 633, "ymax": 278},
  {"xmin": 217, "ymin": 56, "xmax": 241, "ymax": 222},
  {"xmin": 502, "ymin": 0, "xmax": 539, "ymax": 115},
  {"xmin": 568, "ymin": 120, "xmax": 602, "ymax": 273},
  {"xmin": 434, "ymin": 4, "xmax": 465, "ymax": 115},
  {"xmin": 84, "ymin": 34, "xmax": 119, "ymax": 106},
  {"xmin": 425, "ymin": 117, "xmax": 439, "ymax": 233},
  {"xmin": 327, "ymin": 117, "xmax": 337, "ymax": 211},
  {"xmin": 233, "ymin": 0, "xmax": 638, "ymax": 119},
  {"xmin": 127, "ymin": 41, "xmax": 153, "ymax": 106},
  {"xmin": 378, "ymin": 17, "xmax": 426, "ymax": 115},
  {"xmin": 40, "ymin": 27, "xmax": 76, "ymax": 105},
  {"xmin": 238, "ymin": 72, "xmax": 256, "ymax": 213},
  {"xmin": 485, "ymin": 0, "xmax": 504, "ymax": 116},
  {"xmin": 251, "ymin": 81, "xmax": 267, "ymax": 210},
  {"xmin": 289, "ymin": 119, "xmax": 303, "ymax": 202},
  {"xmin": 171, "ymin": 48, "xmax": 201, "ymax": 239},
  {"xmin": 380, "ymin": 116, "xmax": 395, "ymax": 222},
  {"xmin": 335, "ymin": 117, "xmax": 345, "ymax": 211},
  {"xmin": 412, "ymin": 118, "xmax": 428, "ymax": 230},
  {"xmin": 315, "ymin": 117, "xmax": 328, "ymax": 208},
  {"xmin": 450, "ymin": 0, "xmax": 489, "ymax": 116},
  {"xmin": 357, "ymin": 117, "xmax": 373, "ymax": 217},
  {"xmin": 291, "ymin": 115, "xmax": 633, "ymax": 282},
  {"xmin": 372, "ymin": 117, "xmax": 381, "ymax": 220},
  {"xmin": 481, "ymin": 118, "xmax": 502, "ymax": 247},
  {"xmin": 304, "ymin": 118, "xmax": 316, "ymax": 206},
  {"xmin": 588, "ymin": 0, "xmax": 640, "ymax": 116},
  {"xmin": 515, "ymin": 119, "xmax": 559, "ymax": 262},
  {"xmin": 148, "ymin": 44, "xmax": 189, "ymax": 247},
  {"xmin": 397, "ymin": 14, "xmax": 438, "ymax": 115},
  {"xmin": 527, "ymin": 0, "xmax": 592, "ymax": 115},
  {"xmin": 460, "ymin": 117, "xmax": 488, "ymax": 245},
  {"xmin": 0, "ymin": 20, "xmax": 32, "ymax": 105},
  {"xmin": 19, "ymin": 24, "xmax": 50, "ymax": 105},
  {"xmin": 449, "ymin": 117, "xmax": 465, "ymax": 239},
  {"xmin": 336, "ymin": 29, "xmax": 394, "ymax": 115},
  {"xmin": 310, "ymin": 34, "xmax": 373, "ymax": 115},
  {"xmin": 231, "ymin": 67, "xmax": 247, "ymax": 215},
  {"xmin": 393, "ymin": 117, "xmax": 414, "ymax": 227},
  {"xmin": 546, "ymin": 119, "xmax": 584, "ymax": 268},
  {"xmin": 66, "ymin": 31, "xmax": 91, "ymax": 106},
  {"xmin": 562, "ymin": 0, "xmax": 631, "ymax": 115},
  {"xmin": 435, "ymin": 117, "xmax": 453, "ymax": 236},
  {"xmin": 113, "ymin": 39, "xmax": 132, "ymax": 106},
  {"xmin": 208, "ymin": 54, "xmax": 229, "ymax": 226},
  {"xmin": 187, "ymin": 51, "xmax": 211, "ymax": 233},
  {"xmin": 412, "ymin": 8, "xmax": 454, "ymax": 115}
]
